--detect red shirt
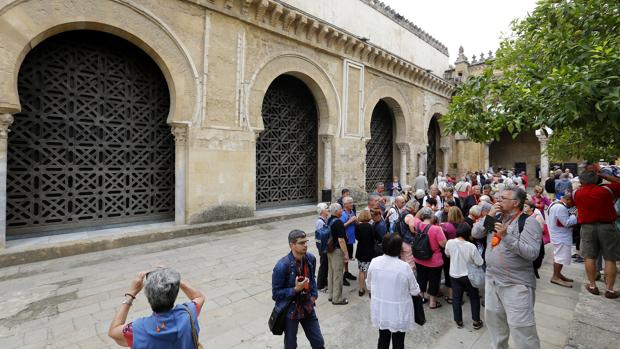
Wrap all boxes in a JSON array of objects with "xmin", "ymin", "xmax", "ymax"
[{"xmin": 574, "ymin": 183, "xmax": 620, "ymax": 224}]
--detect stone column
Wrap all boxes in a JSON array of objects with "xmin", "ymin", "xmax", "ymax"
[
  {"xmin": 440, "ymin": 145, "xmax": 450, "ymax": 174},
  {"xmin": 484, "ymin": 142, "xmax": 490, "ymax": 172},
  {"xmin": 321, "ymin": 136, "xmax": 332, "ymax": 190},
  {"xmin": 0, "ymin": 114, "xmax": 14, "ymax": 249},
  {"xmin": 397, "ymin": 143, "xmax": 408, "ymax": 184},
  {"xmin": 171, "ymin": 124, "xmax": 188, "ymax": 225},
  {"xmin": 418, "ymin": 150, "xmax": 427, "ymax": 175},
  {"xmin": 537, "ymin": 133, "xmax": 549, "ymax": 182}
]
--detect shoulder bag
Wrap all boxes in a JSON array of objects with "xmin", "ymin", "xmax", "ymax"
[{"xmin": 181, "ymin": 304, "xmax": 204, "ymax": 349}]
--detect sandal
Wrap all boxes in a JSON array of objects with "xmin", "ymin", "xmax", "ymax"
[
  {"xmin": 585, "ymin": 284, "xmax": 600, "ymax": 296},
  {"xmin": 332, "ymin": 299, "xmax": 349, "ymax": 305},
  {"xmin": 473, "ymin": 320, "xmax": 484, "ymax": 330},
  {"xmin": 359, "ymin": 290, "xmax": 365, "ymax": 297},
  {"xmin": 429, "ymin": 301, "xmax": 442, "ymax": 309},
  {"xmin": 605, "ymin": 290, "xmax": 620, "ymax": 299},
  {"xmin": 445, "ymin": 296, "xmax": 453, "ymax": 304}
]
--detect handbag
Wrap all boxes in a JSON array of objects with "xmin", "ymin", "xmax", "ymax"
[
  {"xmin": 268, "ymin": 298, "xmax": 293, "ymax": 335},
  {"xmin": 181, "ymin": 304, "xmax": 204, "ymax": 349},
  {"xmin": 467, "ymin": 264, "xmax": 486, "ymax": 289},
  {"xmin": 412, "ymin": 295, "xmax": 426, "ymax": 326}
]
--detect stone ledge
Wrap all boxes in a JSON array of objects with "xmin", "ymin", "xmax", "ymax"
[
  {"xmin": 566, "ymin": 272, "xmax": 620, "ymax": 349},
  {"xmin": 0, "ymin": 208, "xmax": 315, "ymax": 268}
]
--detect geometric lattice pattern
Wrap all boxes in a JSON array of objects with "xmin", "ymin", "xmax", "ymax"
[
  {"xmin": 365, "ymin": 100, "xmax": 393, "ymax": 192},
  {"xmin": 427, "ymin": 115, "xmax": 440, "ymax": 182},
  {"xmin": 256, "ymin": 75, "xmax": 318, "ymax": 208},
  {"xmin": 8, "ymin": 31, "xmax": 174, "ymax": 236}
]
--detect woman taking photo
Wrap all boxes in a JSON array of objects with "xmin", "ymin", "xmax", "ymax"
[{"xmin": 367, "ymin": 233, "xmax": 421, "ymax": 349}]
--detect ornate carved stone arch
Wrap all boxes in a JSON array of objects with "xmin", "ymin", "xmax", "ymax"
[
  {"xmin": 363, "ymin": 85, "xmax": 410, "ymax": 144},
  {"xmin": 0, "ymin": 0, "xmax": 200, "ymax": 125},
  {"xmin": 247, "ymin": 53, "xmax": 341, "ymax": 137}
]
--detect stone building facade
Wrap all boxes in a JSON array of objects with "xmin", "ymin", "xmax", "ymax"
[{"xmin": 0, "ymin": 0, "xmax": 456, "ymax": 246}]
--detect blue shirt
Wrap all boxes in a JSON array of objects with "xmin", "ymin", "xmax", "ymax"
[
  {"xmin": 129, "ymin": 301, "xmax": 200, "ymax": 349},
  {"xmin": 340, "ymin": 210, "xmax": 356, "ymax": 244}
]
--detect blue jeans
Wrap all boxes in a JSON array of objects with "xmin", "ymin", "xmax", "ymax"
[{"xmin": 284, "ymin": 310, "xmax": 325, "ymax": 349}]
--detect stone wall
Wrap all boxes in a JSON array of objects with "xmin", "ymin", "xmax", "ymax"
[{"xmin": 0, "ymin": 0, "xmax": 454, "ymax": 243}]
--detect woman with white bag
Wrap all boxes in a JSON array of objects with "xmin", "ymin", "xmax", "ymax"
[{"xmin": 445, "ymin": 223, "xmax": 484, "ymax": 330}]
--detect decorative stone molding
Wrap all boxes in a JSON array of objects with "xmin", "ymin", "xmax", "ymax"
[
  {"xmin": 397, "ymin": 142, "xmax": 409, "ymax": 154},
  {"xmin": 0, "ymin": 114, "xmax": 14, "ymax": 139},
  {"xmin": 171, "ymin": 124, "xmax": 189, "ymax": 145},
  {"xmin": 358, "ymin": 0, "xmax": 448, "ymax": 55},
  {"xmin": 185, "ymin": 0, "xmax": 455, "ymax": 98},
  {"xmin": 321, "ymin": 135, "xmax": 333, "ymax": 145}
]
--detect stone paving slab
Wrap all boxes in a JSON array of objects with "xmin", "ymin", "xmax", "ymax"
[{"xmin": 0, "ymin": 216, "xmax": 587, "ymax": 348}]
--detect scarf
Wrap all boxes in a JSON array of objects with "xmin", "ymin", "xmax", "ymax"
[{"xmin": 291, "ymin": 257, "xmax": 313, "ymax": 320}]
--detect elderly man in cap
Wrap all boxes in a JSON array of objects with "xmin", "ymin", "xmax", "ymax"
[{"xmin": 272, "ymin": 229, "xmax": 325, "ymax": 348}]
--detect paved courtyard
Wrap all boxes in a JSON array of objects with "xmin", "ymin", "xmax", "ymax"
[{"xmin": 0, "ymin": 215, "xmax": 585, "ymax": 348}]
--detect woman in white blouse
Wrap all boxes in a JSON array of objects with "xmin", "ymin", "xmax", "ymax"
[
  {"xmin": 444, "ymin": 224, "xmax": 484, "ymax": 330},
  {"xmin": 366, "ymin": 233, "xmax": 421, "ymax": 349}
]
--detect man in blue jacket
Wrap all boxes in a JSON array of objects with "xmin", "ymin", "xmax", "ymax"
[{"xmin": 272, "ymin": 230, "xmax": 324, "ymax": 349}]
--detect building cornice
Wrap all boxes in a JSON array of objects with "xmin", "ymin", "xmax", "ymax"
[
  {"xmin": 358, "ymin": 0, "xmax": 448, "ymax": 56},
  {"xmin": 183, "ymin": 0, "xmax": 455, "ymax": 98}
]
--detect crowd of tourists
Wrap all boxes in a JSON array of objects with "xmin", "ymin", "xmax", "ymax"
[
  {"xmin": 267, "ymin": 165, "xmax": 620, "ymax": 349},
  {"xmin": 105, "ymin": 165, "xmax": 620, "ymax": 349}
]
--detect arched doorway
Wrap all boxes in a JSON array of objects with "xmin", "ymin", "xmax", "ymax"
[
  {"xmin": 427, "ymin": 114, "xmax": 441, "ymax": 182},
  {"xmin": 256, "ymin": 75, "xmax": 318, "ymax": 208},
  {"xmin": 8, "ymin": 30, "xmax": 174, "ymax": 236},
  {"xmin": 366, "ymin": 100, "xmax": 394, "ymax": 192}
]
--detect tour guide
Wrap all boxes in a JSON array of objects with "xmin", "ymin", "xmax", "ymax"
[{"xmin": 472, "ymin": 186, "xmax": 543, "ymax": 349}]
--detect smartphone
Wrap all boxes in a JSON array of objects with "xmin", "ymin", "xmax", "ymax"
[{"xmin": 484, "ymin": 215, "xmax": 498, "ymax": 231}]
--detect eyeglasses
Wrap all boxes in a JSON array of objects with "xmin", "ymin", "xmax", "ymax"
[
  {"xmin": 500, "ymin": 196, "xmax": 515, "ymax": 201},
  {"xmin": 295, "ymin": 240, "xmax": 309, "ymax": 246}
]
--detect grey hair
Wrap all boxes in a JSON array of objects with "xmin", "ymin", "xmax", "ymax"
[
  {"xmin": 144, "ymin": 268, "xmax": 181, "ymax": 313},
  {"xmin": 342, "ymin": 196, "xmax": 354, "ymax": 205},
  {"xmin": 504, "ymin": 185, "xmax": 526, "ymax": 210},
  {"xmin": 579, "ymin": 170, "xmax": 598, "ymax": 185},
  {"xmin": 375, "ymin": 182, "xmax": 385, "ymax": 188},
  {"xmin": 368, "ymin": 194, "xmax": 380, "ymax": 202},
  {"xmin": 406, "ymin": 199, "xmax": 420, "ymax": 213},
  {"xmin": 419, "ymin": 207, "xmax": 434, "ymax": 220},
  {"xmin": 316, "ymin": 202, "xmax": 328, "ymax": 215},
  {"xmin": 479, "ymin": 202, "xmax": 493, "ymax": 213},
  {"xmin": 469, "ymin": 205, "xmax": 482, "ymax": 217},
  {"xmin": 479, "ymin": 195, "xmax": 492, "ymax": 204},
  {"xmin": 415, "ymin": 189, "xmax": 425, "ymax": 198},
  {"xmin": 329, "ymin": 202, "xmax": 342, "ymax": 215}
]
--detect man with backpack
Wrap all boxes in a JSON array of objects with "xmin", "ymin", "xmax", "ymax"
[{"xmin": 472, "ymin": 186, "xmax": 543, "ymax": 349}]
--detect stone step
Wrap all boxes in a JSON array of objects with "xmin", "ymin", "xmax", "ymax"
[{"xmin": 0, "ymin": 206, "xmax": 315, "ymax": 268}]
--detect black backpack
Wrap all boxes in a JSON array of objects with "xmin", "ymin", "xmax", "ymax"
[
  {"xmin": 393, "ymin": 211, "xmax": 413, "ymax": 243},
  {"xmin": 411, "ymin": 223, "xmax": 433, "ymax": 260},
  {"xmin": 517, "ymin": 213, "xmax": 545, "ymax": 279}
]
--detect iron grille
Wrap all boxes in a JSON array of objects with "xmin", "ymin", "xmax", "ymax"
[
  {"xmin": 8, "ymin": 31, "xmax": 174, "ymax": 236},
  {"xmin": 256, "ymin": 75, "xmax": 318, "ymax": 208},
  {"xmin": 366, "ymin": 100, "xmax": 393, "ymax": 192}
]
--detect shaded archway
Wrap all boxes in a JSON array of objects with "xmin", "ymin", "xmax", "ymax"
[
  {"xmin": 366, "ymin": 100, "xmax": 394, "ymax": 192},
  {"xmin": 427, "ymin": 114, "xmax": 441, "ymax": 181},
  {"xmin": 8, "ymin": 30, "xmax": 174, "ymax": 236},
  {"xmin": 255, "ymin": 75, "xmax": 318, "ymax": 208}
]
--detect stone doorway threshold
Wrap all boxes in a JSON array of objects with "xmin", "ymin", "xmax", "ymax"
[{"xmin": 0, "ymin": 205, "xmax": 315, "ymax": 268}]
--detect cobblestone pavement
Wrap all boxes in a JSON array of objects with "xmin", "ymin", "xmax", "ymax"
[{"xmin": 0, "ymin": 215, "xmax": 584, "ymax": 348}]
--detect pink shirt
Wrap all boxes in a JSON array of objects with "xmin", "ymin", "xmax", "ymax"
[{"xmin": 412, "ymin": 222, "xmax": 446, "ymax": 268}]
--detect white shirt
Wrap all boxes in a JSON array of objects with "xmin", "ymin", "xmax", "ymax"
[
  {"xmin": 445, "ymin": 238, "xmax": 484, "ymax": 278},
  {"xmin": 386, "ymin": 206, "xmax": 400, "ymax": 225},
  {"xmin": 546, "ymin": 201, "xmax": 577, "ymax": 245},
  {"xmin": 422, "ymin": 195, "xmax": 443, "ymax": 210},
  {"xmin": 366, "ymin": 255, "xmax": 421, "ymax": 332}
]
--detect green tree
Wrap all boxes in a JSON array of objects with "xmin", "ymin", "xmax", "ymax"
[{"xmin": 441, "ymin": 0, "xmax": 620, "ymax": 162}]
